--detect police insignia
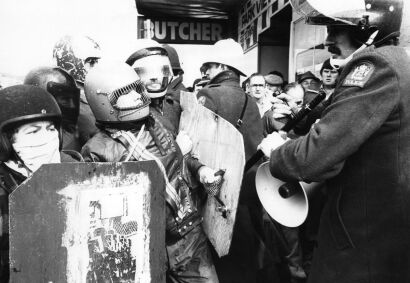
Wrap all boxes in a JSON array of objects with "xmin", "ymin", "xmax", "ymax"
[
  {"xmin": 342, "ymin": 62, "xmax": 374, "ymax": 88},
  {"xmin": 198, "ymin": 96, "xmax": 206, "ymax": 105}
]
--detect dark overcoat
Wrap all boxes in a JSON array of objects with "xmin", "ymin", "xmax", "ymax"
[{"xmin": 269, "ymin": 45, "xmax": 410, "ymax": 283}]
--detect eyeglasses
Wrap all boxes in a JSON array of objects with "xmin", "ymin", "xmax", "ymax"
[{"xmin": 250, "ymin": 84, "xmax": 265, "ymax": 88}]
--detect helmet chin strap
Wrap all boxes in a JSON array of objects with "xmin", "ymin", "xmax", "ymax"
[{"xmin": 330, "ymin": 30, "xmax": 379, "ymax": 69}]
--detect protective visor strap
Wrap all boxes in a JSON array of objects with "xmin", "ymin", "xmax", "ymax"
[{"xmin": 112, "ymin": 130, "xmax": 183, "ymax": 218}]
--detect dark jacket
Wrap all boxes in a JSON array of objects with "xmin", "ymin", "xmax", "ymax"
[
  {"xmin": 162, "ymin": 76, "xmax": 187, "ymax": 137},
  {"xmin": 197, "ymin": 70, "xmax": 264, "ymax": 161},
  {"xmin": 81, "ymin": 114, "xmax": 204, "ymax": 242},
  {"xmin": 78, "ymin": 96, "xmax": 98, "ymax": 146},
  {"xmin": 269, "ymin": 45, "xmax": 410, "ymax": 283},
  {"xmin": 0, "ymin": 152, "xmax": 80, "ymax": 282},
  {"xmin": 197, "ymin": 71, "xmax": 277, "ymax": 282}
]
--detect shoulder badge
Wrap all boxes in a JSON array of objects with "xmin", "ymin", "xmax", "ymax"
[
  {"xmin": 342, "ymin": 62, "xmax": 374, "ymax": 88},
  {"xmin": 198, "ymin": 96, "xmax": 207, "ymax": 105}
]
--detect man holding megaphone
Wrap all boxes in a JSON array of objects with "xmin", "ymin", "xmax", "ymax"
[{"xmin": 257, "ymin": 0, "xmax": 410, "ymax": 283}]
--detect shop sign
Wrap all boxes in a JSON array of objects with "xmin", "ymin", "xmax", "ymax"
[{"xmin": 138, "ymin": 17, "xmax": 228, "ymax": 44}]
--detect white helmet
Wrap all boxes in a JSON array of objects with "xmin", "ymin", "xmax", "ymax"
[
  {"xmin": 202, "ymin": 39, "xmax": 247, "ymax": 77},
  {"xmin": 125, "ymin": 39, "xmax": 172, "ymax": 98}
]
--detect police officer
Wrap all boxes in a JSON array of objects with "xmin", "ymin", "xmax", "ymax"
[
  {"xmin": 24, "ymin": 66, "xmax": 82, "ymax": 151},
  {"xmin": 259, "ymin": 0, "xmax": 410, "ymax": 282},
  {"xmin": 53, "ymin": 35, "xmax": 102, "ymax": 146}
]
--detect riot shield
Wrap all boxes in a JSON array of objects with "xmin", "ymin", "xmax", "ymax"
[
  {"xmin": 9, "ymin": 161, "xmax": 165, "ymax": 283},
  {"xmin": 179, "ymin": 91, "xmax": 245, "ymax": 257}
]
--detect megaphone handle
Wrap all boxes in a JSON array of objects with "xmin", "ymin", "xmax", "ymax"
[
  {"xmin": 278, "ymin": 182, "xmax": 300, "ymax": 199},
  {"xmin": 244, "ymin": 150, "xmax": 265, "ymax": 172}
]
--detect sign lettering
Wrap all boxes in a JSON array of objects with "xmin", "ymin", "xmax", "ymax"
[{"xmin": 138, "ymin": 17, "xmax": 228, "ymax": 44}]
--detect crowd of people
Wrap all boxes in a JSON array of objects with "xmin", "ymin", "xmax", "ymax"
[{"xmin": 0, "ymin": 0, "xmax": 409, "ymax": 282}]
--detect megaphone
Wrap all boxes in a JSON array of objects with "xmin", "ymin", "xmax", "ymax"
[{"xmin": 255, "ymin": 161, "xmax": 320, "ymax": 227}]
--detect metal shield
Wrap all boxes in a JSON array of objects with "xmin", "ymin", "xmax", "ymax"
[
  {"xmin": 9, "ymin": 161, "xmax": 165, "ymax": 283},
  {"xmin": 179, "ymin": 91, "xmax": 245, "ymax": 257}
]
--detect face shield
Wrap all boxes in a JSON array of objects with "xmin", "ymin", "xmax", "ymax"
[
  {"xmin": 108, "ymin": 80, "xmax": 151, "ymax": 120},
  {"xmin": 47, "ymin": 82, "xmax": 81, "ymax": 126},
  {"xmin": 130, "ymin": 55, "xmax": 172, "ymax": 98},
  {"xmin": 290, "ymin": 0, "xmax": 367, "ymax": 26}
]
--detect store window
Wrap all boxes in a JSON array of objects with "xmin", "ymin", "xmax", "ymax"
[{"xmin": 291, "ymin": 18, "xmax": 328, "ymax": 79}]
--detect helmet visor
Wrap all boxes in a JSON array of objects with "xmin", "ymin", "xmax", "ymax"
[
  {"xmin": 47, "ymin": 82, "xmax": 80, "ymax": 125},
  {"xmin": 290, "ymin": 0, "xmax": 366, "ymax": 26},
  {"xmin": 131, "ymin": 55, "xmax": 172, "ymax": 94},
  {"xmin": 109, "ymin": 80, "xmax": 150, "ymax": 111}
]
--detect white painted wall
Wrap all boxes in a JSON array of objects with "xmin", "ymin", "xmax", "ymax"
[{"xmin": 0, "ymin": 0, "xmax": 140, "ymax": 85}]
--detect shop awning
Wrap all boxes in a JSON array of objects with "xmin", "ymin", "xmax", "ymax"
[{"xmin": 135, "ymin": 0, "xmax": 243, "ymax": 19}]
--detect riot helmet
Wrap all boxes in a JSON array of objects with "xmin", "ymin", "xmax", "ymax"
[
  {"xmin": 126, "ymin": 39, "xmax": 172, "ymax": 98},
  {"xmin": 24, "ymin": 66, "xmax": 80, "ymax": 127},
  {"xmin": 162, "ymin": 44, "xmax": 184, "ymax": 76},
  {"xmin": 85, "ymin": 62, "xmax": 150, "ymax": 125},
  {"xmin": 0, "ymin": 85, "xmax": 62, "ymax": 161},
  {"xmin": 53, "ymin": 35, "xmax": 102, "ymax": 84},
  {"xmin": 291, "ymin": 0, "xmax": 403, "ymax": 67}
]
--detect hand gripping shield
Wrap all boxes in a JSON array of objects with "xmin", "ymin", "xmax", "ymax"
[
  {"xmin": 9, "ymin": 161, "xmax": 166, "ymax": 283},
  {"xmin": 179, "ymin": 91, "xmax": 245, "ymax": 257}
]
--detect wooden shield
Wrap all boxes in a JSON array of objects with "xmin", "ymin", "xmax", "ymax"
[
  {"xmin": 9, "ymin": 161, "xmax": 165, "ymax": 283},
  {"xmin": 179, "ymin": 91, "xmax": 245, "ymax": 257}
]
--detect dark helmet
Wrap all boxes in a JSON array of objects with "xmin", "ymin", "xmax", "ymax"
[
  {"xmin": 53, "ymin": 35, "xmax": 102, "ymax": 84},
  {"xmin": 290, "ymin": 0, "xmax": 403, "ymax": 45},
  {"xmin": 24, "ymin": 67, "xmax": 81, "ymax": 126},
  {"xmin": 0, "ymin": 85, "xmax": 62, "ymax": 161},
  {"xmin": 85, "ymin": 62, "xmax": 150, "ymax": 125},
  {"xmin": 162, "ymin": 44, "xmax": 184, "ymax": 76}
]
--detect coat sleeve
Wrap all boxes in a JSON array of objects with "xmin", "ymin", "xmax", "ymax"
[{"xmin": 269, "ymin": 53, "xmax": 400, "ymax": 182}]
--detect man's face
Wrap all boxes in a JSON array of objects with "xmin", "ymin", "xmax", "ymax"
[
  {"xmin": 321, "ymin": 68, "xmax": 339, "ymax": 87},
  {"xmin": 84, "ymin": 57, "xmax": 100, "ymax": 73},
  {"xmin": 266, "ymin": 84, "xmax": 282, "ymax": 95},
  {"xmin": 249, "ymin": 76, "xmax": 266, "ymax": 99},
  {"xmin": 301, "ymin": 78, "xmax": 315, "ymax": 90},
  {"xmin": 325, "ymin": 26, "xmax": 358, "ymax": 60},
  {"xmin": 131, "ymin": 55, "xmax": 172, "ymax": 93},
  {"xmin": 286, "ymin": 84, "xmax": 304, "ymax": 106},
  {"xmin": 203, "ymin": 63, "xmax": 224, "ymax": 80}
]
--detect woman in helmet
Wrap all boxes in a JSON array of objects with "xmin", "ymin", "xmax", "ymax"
[
  {"xmin": 0, "ymin": 85, "xmax": 82, "ymax": 281},
  {"xmin": 81, "ymin": 61, "xmax": 220, "ymax": 283}
]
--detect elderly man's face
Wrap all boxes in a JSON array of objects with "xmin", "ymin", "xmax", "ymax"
[{"xmin": 249, "ymin": 75, "xmax": 266, "ymax": 99}]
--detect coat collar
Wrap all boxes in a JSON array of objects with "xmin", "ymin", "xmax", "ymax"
[{"xmin": 207, "ymin": 70, "xmax": 240, "ymax": 86}]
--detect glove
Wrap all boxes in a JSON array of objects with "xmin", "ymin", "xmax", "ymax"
[
  {"xmin": 198, "ymin": 167, "xmax": 225, "ymax": 196},
  {"xmin": 257, "ymin": 131, "xmax": 287, "ymax": 157},
  {"xmin": 176, "ymin": 130, "xmax": 193, "ymax": 155}
]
